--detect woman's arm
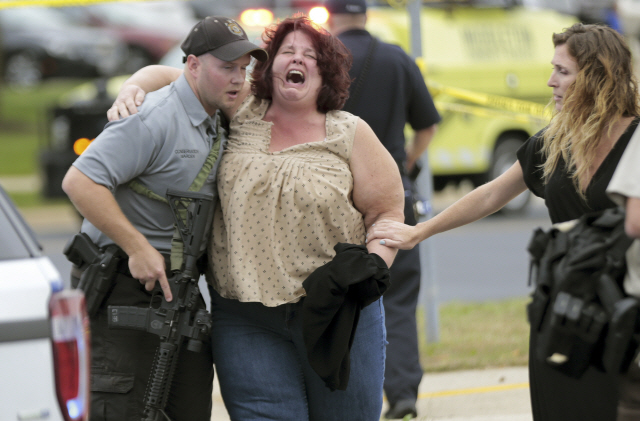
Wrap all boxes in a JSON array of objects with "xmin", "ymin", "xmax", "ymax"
[
  {"xmin": 107, "ymin": 63, "xmax": 252, "ymax": 122},
  {"xmin": 107, "ymin": 65, "xmax": 183, "ymax": 121},
  {"xmin": 626, "ymin": 197, "xmax": 640, "ymax": 238},
  {"xmin": 367, "ymin": 161, "xmax": 529, "ymax": 250},
  {"xmin": 350, "ymin": 118, "xmax": 405, "ymax": 268}
]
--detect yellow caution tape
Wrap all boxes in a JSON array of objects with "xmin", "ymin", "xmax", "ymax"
[
  {"xmin": 0, "ymin": 0, "xmax": 157, "ymax": 9},
  {"xmin": 435, "ymin": 101, "xmax": 548, "ymax": 126},
  {"xmin": 429, "ymin": 81, "xmax": 551, "ymax": 118},
  {"xmin": 385, "ymin": 0, "xmax": 408, "ymax": 9},
  {"xmin": 414, "ymin": 57, "xmax": 551, "ymax": 123}
]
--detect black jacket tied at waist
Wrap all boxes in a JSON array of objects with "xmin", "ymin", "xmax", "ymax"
[{"xmin": 301, "ymin": 243, "xmax": 390, "ymax": 391}]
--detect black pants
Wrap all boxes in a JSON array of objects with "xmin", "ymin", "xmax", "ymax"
[
  {"xmin": 383, "ymin": 180, "xmax": 423, "ymax": 405},
  {"xmin": 619, "ymin": 357, "xmax": 640, "ymax": 421},
  {"xmin": 528, "ymin": 323, "xmax": 618, "ymax": 421},
  {"xmin": 73, "ymin": 271, "xmax": 214, "ymax": 421}
]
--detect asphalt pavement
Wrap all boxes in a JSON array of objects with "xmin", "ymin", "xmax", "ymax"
[{"xmin": 6, "ymin": 175, "xmax": 535, "ymax": 421}]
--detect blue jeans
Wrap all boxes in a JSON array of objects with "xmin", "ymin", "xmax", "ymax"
[{"xmin": 210, "ymin": 289, "xmax": 386, "ymax": 421}]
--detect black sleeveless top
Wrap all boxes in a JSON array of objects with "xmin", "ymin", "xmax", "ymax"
[
  {"xmin": 519, "ymin": 119, "xmax": 639, "ymax": 421},
  {"xmin": 517, "ymin": 118, "xmax": 640, "ymax": 224}
]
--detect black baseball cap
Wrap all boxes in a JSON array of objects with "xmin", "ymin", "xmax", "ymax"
[
  {"xmin": 181, "ymin": 16, "xmax": 267, "ymax": 63},
  {"xmin": 325, "ymin": 0, "xmax": 367, "ymax": 14}
]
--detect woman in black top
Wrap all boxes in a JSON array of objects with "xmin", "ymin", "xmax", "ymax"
[{"xmin": 367, "ymin": 23, "xmax": 640, "ymax": 421}]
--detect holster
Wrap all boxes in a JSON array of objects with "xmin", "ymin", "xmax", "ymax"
[
  {"xmin": 536, "ymin": 291, "xmax": 608, "ymax": 378},
  {"xmin": 64, "ymin": 233, "xmax": 125, "ymax": 316},
  {"xmin": 597, "ymin": 272, "xmax": 640, "ymax": 374}
]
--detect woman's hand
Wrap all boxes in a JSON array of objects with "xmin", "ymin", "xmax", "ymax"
[
  {"xmin": 366, "ymin": 219, "xmax": 423, "ymax": 250},
  {"xmin": 107, "ymin": 85, "xmax": 146, "ymax": 121}
]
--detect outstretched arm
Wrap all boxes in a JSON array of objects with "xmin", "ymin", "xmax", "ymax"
[
  {"xmin": 367, "ymin": 161, "xmax": 528, "ymax": 250},
  {"xmin": 62, "ymin": 166, "xmax": 173, "ymax": 301},
  {"xmin": 107, "ymin": 65, "xmax": 183, "ymax": 121}
]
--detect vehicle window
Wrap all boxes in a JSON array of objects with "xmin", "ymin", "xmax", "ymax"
[
  {"xmin": 158, "ymin": 46, "xmax": 185, "ymax": 69},
  {"xmin": 0, "ymin": 188, "xmax": 41, "ymax": 260},
  {"xmin": 0, "ymin": 8, "xmax": 75, "ymax": 31},
  {"xmin": 0, "ymin": 208, "xmax": 31, "ymax": 260}
]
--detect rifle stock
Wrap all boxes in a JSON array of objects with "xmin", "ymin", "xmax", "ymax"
[{"xmin": 63, "ymin": 233, "xmax": 125, "ymax": 316}]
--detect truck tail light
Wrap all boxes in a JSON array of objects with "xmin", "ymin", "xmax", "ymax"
[{"xmin": 50, "ymin": 290, "xmax": 91, "ymax": 421}]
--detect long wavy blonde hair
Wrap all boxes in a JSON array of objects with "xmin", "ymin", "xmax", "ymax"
[{"xmin": 542, "ymin": 23, "xmax": 639, "ymax": 196}]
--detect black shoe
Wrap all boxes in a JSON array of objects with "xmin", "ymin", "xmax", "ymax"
[{"xmin": 384, "ymin": 399, "xmax": 417, "ymax": 419}]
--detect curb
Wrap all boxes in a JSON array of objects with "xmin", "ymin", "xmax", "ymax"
[{"xmin": 0, "ymin": 175, "xmax": 40, "ymax": 193}]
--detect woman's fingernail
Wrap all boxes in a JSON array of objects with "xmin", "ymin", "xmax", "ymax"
[{"xmin": 380, "ymin": 240, "xmax": 386, "ymax": 245}]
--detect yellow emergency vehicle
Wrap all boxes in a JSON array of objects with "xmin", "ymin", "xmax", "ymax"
[{"xmin": 363, "ymin": 3, "xmax": 577, "ymax": 212}]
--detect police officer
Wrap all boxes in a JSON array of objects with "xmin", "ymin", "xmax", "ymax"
[
  {"xmin": 325, "ymin": 0, "xmax": 441, "ymax": 418},
  {"xmin": 608, "ymin": 128, "xmax": 640, "ymax": 421},
  {"xmin": 62, "ymin": 17, "xmax": 266, "ymax": 421}
]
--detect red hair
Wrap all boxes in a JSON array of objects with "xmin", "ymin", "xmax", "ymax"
[{"xmin": 251, "ymin": 14, "xmax": 353, "ymax": 113}]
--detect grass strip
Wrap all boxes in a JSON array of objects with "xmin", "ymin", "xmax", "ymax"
[{"xmin": 418, "ymin": 297, "xmax": 530, "ymax": 372}]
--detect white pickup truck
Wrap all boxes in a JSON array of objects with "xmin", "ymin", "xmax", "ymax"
[{"xmin": 0, "ymin": 185, "xmax": 90, "ymax": 421}]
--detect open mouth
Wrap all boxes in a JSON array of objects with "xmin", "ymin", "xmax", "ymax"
[{"xmin": 286, "ymin": 70, "xmax": 305, "ymax": 84}]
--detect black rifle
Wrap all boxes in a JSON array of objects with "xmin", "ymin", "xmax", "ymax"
[
  {"xmin": 108, "ymin": 189, "xmax": 214, "ymax": 421},
  {"xmin": 63, "ymin": 232, "xmax": 125, "ymax": 317}
]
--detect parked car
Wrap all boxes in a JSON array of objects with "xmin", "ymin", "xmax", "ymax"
[
  {"xmin": 0, "ymin": 7, "xmax": 126, "ymax": 87},
  {"xmin": 0, "ymin": 184, "xmax": 90, "ymax": 421},
  {"xmin": 61, "ymin": 1, "xmax": 197, "ymax": 74}
]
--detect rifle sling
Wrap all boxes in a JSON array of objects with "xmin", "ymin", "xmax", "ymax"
[{"xmin": 127, "ymin": 116, "xmax": 222, "ymax": 271}]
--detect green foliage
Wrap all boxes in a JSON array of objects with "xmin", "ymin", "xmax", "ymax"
[
  {"xmin": 8, "ymin": 191, "xmax": 69, "ymax": 208},
  {"xmin": 0, "ymin": 132, "xmax": 39, "ymax": 175},
  {"xmin": 0, "ymin": 80, "xmax": 86, "ymax": 175},
  {"xmin": 418, "ymin": 298, "xmax": 530, "ymax": 372}
]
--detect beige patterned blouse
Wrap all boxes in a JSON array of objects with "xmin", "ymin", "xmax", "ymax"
[{"xmin": 208, "ymin": 95, "xmax": 366, "ymax": 306}]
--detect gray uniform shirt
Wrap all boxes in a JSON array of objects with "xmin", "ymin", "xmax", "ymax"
[
  {"xmin": 73, "ymin": 74, "xmax": 226, "ymax": 253},
  {"xmin": 607, "ymin": 127, "xmax": 640, "ymax": 297}
]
